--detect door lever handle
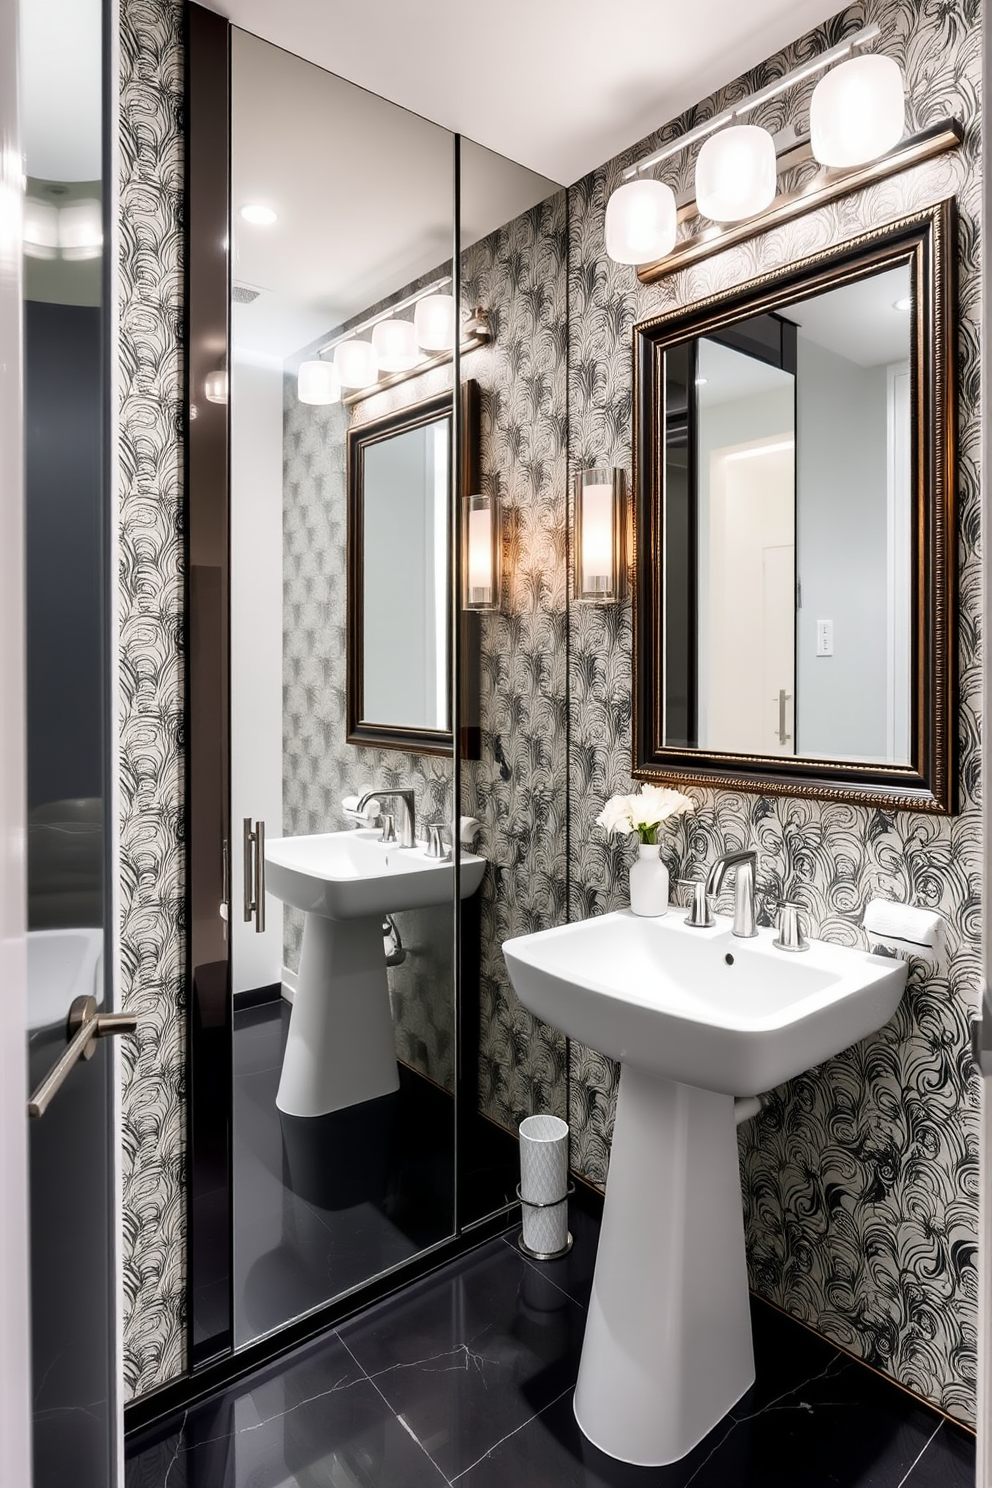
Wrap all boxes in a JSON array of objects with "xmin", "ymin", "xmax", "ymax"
[
  {"xmin": 243, "ymin": 817, "xmax": 266, "ymax": 934},
  {"xmin": 28, "ymin": 995, "xmax": 138, "ymax": 1119}
]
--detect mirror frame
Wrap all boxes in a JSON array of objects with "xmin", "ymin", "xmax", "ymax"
[
  {"xmin": 347, "ymin": 379, "xmax": 479, "ymax": 755},
  {"xmin": 632, "ymin": 197, "xmax": 956, "ymax": 814}
]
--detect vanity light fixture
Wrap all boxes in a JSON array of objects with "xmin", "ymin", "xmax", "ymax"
[
  {"xmin": 462, "ymin": 492, "xmax": 501, "ymax": 610},
  {"xmin": 604, "ymin": 178, "xmax": 677, "ymax": 265},
  {"xmin": 414, "ymin": 293, "xmax": 456, "ymax": 351},
  {"xmin": 334, "ymin": 337, "xmax": 379, "ymax": 388},
  {"xmin": 24, "ymin": 195, "xmax": 103, "ymax": 260},
  {"xmin": 574, "ymin": 468, "xmax": 626, "ymax": 602},
  {"xmin": 297, "ymin": 358, "xmax": 341, "ymax": 404},
  {"xmin": 371, "ymin": 317, "xmax": 421, "ymax": 371},
  {"xmin": 240, "ymin": 203, "xmax": 277, "ymax": 225},
  {"xmin": 603, "ymin": 22, "xmax": 911, "ymax": 267},
  {"xmin": 695, "ymin": 125, "xmax": 777, "ymax": 223},
  {"xmin": 204, "ymin": 369, "xmax": 229, "ymax": 405},
  {"xmin": 809, "ymin": 54, "xmax": 904, "ymax": 168},
  {"xmin": 892, "ymin": 295, "xmax": 912, "ymax": 312}
]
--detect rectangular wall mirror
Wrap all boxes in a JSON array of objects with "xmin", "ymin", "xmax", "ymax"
[
  {"xmin": 634, "ymin": 200, "xmax": 955, "ymax": 813},
  {"xmin": 347, "ymin": 382, "xmax": 478, "ymax": 753}
]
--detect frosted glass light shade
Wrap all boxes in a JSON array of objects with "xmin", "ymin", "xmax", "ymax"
[
  {"xmin": 297, "ymin": 359, "xmax": 341, "ymax": 404},
  {"xmin": 23, "ymin": 197, "xmax": 58, "ymax": 259},
  {"xmin": 575, "ymin": 468, "xmax": 625, "ymax": 601},
  {"xmin": 334, "ymin": 338, "xmax": 379, "ymax": 388},
  {"xmin": 204, "ymin": 370, "xmax": 228, "ymax": 405},
  {"xmin": 58, "ymin": 197, "xmax": 103, "ymax": 260},
  {"xmin": 462, "ymin": 493, "xmax": 500, "ymax": 610},
  {"xmin": 414, "ymin": 294, "xmax": 456, "ymax": 351},
  {"xmin": 696, "ymin": 125, "xmax": 777, "ymax": 223},
  {"xmin": 810, "ymin": 55, "xmax": 904, "ymax": 167},
  {"xmin": 371, "ymin": 318, "xmax": 420, "ymax": 371},
  {"xmin": 605, "ymin": 178, "xmax": 677, "ymax": 265}
]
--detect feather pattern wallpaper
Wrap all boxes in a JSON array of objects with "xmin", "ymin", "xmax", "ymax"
[
  {"xmin": 118, "ymin": 0, "xmax": 187, "ymax": 1398},
  {"xmin": 564, "ymin": 0, "xmax": 981, "ymax": 1422},
  {"xmin": 117, "ymin": 0, "xmax": 982, "ymax": 1427}
]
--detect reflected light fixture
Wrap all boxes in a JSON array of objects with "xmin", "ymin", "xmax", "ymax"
[
  {"xmin": 58, "ymin": 198, "xmax": 103, "ymax": 260},
  {"xmin": 371, "ymin": 317, "xmax": 421, "ymax": 371},
  {"xmin": 334, "ymin": 338, "xmax": 379, "ymax": 388},
  {"xmin": 204, "ymin": 369, "xmax": 228, "ymax": 404},
  {"xmin": 810, "ymin": 54, "xmax": 904, "ymax": 167},
  {"xmin": 463, "ymin": 493, "xmax": 500, "ymax": 610},
  {"xmin": 574, "ymin": 469, "xmax": 626, "ymax": 602},
  {"xmin": 696, "ymin": 125, "xmax": 777, "ymax": 223},
  {"xmin": 297, "ymin": 359, "xmax": 341, "ymax": 404},
  {"xmin": 240, "ymin": 203, "xmax": 278, "ymax": 225},
  {"xmin": 23, "ymin": 197, "xmax": 59, "ymax": 259},
  {"xmin": 723, "ymin": 438, "xmax": 794, "ymax": 463},
  {"xmin": 892, "ymin": 295, "xmax": 912, "ymax": 312},
  {"xmin": 604, "ymin": 178, "xmax": 677, "ymax": 265},
  {"xmin": 414, "ymin": 293, "xmax": 456, "ymax": 351}
]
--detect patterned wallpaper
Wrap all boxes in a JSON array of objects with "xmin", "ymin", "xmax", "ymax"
[
  {"xmin": 118, "ymin": 0, "xmax": 187, "ymax": 1398},
  {"xmin": 117, "ymin": 0, "xmax": 982, "ymax": 1425},
  {"xmin": 563, "ymin": 0, "xmax": 981, "ymax": 1423}
]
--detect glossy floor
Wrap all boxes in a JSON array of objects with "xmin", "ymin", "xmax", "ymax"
[{"xmin": 128, "ymin": 1204, "xmax": 975, "ymax": 1487}]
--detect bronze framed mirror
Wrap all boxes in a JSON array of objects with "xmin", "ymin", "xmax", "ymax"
[
  {"xmin": 347, "ymin": 380, "xmax": 479, "ymax": 754},
  {"xmin": 633, "ymin": 198, "xmax": 955, "ymax": 813}
]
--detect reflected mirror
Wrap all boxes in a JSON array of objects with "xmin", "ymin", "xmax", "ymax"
[{"xmin": 635, "ymin": 203, "xmax": 954, "ymax": 811}]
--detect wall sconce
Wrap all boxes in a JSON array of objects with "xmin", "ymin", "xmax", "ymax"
[
  {"xmin": 204, "ymin": 369, "xmax": 228, "ymax": 405},
  {"xmin": 334, "ymin": 337, "xmax": 379, "ymax": 388},
  {"xmin": 462, "ymin": 493, "xmax": 500, "ymax": 610},
  {"xmin": 810, "ymin": 54, "xmax": 904, "ymax": 167},
  {"xmin": 604, "ymin": 178, "xmax": 677, "ymax": 265},
  {"xmin": 574, "ymin": 468, "xmax": 626, "ymax": 602},
  {"xmin": 297, "ymin": 358, "xmax": 341, "ymax": 404},
  {"xmin": 695, "ymin": 125, "xmax": 777, "ymax": 223}
]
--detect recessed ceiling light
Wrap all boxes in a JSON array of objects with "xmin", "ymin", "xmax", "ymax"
[
  {"xmin": 240, "ymin": 204, "xmax": 277, "ymax": 226},
  {"xmin": 892, "ymin": 296, "xmax": 912, "ymax": 312}
]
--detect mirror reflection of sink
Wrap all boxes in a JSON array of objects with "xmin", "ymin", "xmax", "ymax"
[
  {"xmin": 266, "ymin": 830, "xmax": 485, "ymax": 1118},
  {"xmin": 503, "ymin": 908, "xmax": 906, "ymax": 1467}
]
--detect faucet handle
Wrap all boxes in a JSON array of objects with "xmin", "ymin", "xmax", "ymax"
[
  {"xmin": 773, "ymin": 900, "xmax": 809, "ymax": 953},
  {"xmin": 424, "ymin": 821, "xmax": 449, "ymax": 860},
  {"xmin": 678, "ymin": 879, "xmax": 716, "ymax": 929},
  {"xmin": 380, "ymin": 813, "xmax": 397, "ymax": 845}
]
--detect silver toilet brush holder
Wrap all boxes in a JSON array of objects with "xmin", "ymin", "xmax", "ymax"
[{"xmin": 517, "ymin": 1114, "xmax": 574, "ymax": 1260}]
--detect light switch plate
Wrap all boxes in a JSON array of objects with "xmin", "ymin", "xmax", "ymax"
[{"xmin": 816, "ymin": 619, "xmax": 834, "ymax": 656}]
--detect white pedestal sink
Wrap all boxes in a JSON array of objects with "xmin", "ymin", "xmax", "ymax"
[
  {"xmin": 265, "ymin": 830, "xmax": 485, "ymax": 1118},
  {"xmin": 502, "ymin": 908, "xmax": 906, "ymax": 1467}
]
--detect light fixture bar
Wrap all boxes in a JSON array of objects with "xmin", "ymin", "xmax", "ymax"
[
  {"xmin": 623, "ymin": 23, "xmax": 881, "ymax": 181},
  {"xmin": 341, "ymin": 324, "xmax": 490, "ymax": 407},
  {"xmin": 312, "ymin": 275, "xmax": 453, "ymax": 359}
]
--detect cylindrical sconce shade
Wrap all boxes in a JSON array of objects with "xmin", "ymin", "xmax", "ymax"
[
  {"xmin": 297, "ymin": 359, "xmax": 341, "ymax": 404},
  {"xmin": 462, "ymin": 493, "xmax": 500, "ymax": 610},
  {"xmin": 414, "ymin": 293, "xmax": 456, "ymax": 351},
  {"xmin": 204, "ymin": 369, "xmax": 228, "ymax": 405},
  {"xmin": 810, "ymin": 55, "xmax": 904, "ymax": 167},
  {"xmin": 695, "ymin": 125, "xmax": 777, "ymax": 223},
  {"xmin": 575, "ymin": 468, "xmax": 625, "ymax": 602},
  {"xmin": 605, "ymin": 178, "xmax": 677, "ymax": 265},
  {"xmin": 371, "ymin": 317, "xmax": 421, "ymax": 371},
  {"xmin": 58, "ymin": 197, "xmax": 103, "ymax": 260},
  {"xmin": 334, "ymin": 337, "xmax": 379, "ymax": 388}
]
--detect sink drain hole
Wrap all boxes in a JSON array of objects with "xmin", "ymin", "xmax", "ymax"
[{"xmin": 725, "ymin": 953, "xmax": 735, "ymax": 966}]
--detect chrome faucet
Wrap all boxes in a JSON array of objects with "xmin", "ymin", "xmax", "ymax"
[
  {"xmin": 356, "ymin": 789, "xmax": 416, "ymax": 848},
  {"xmin": 705, "ymin": 850, "xmax": 759, "ymax": 938}
]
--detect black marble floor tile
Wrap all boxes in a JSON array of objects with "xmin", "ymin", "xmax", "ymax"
[
  {"xmin": 338, "ymin": 1238, "xmax": 586, "ymax": 1482},
  {"xmin": 126, "ymin": 1330, "xmax": 448, "ymax": 1488},
  {"xmin": 906, "ymin": 1418, "xmax": 976, "ymax": 1486},
  {"xmin": 505, "ymin": 1189, "xmax": 602, "ymax": 1310}
]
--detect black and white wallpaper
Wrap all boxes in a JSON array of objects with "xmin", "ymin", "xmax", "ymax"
[
  {"xmin": 118, "ymin": 0, "xmax": 187, "ymax": 1399},
  {"xmin": 118, "ymin": 0, "xmax": 982, "ymax": 1427},
  {"xmin": 563, "ymin": 0, "xmax": 981, "ymax": 1423}
]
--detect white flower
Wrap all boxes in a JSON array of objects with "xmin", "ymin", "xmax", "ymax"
[
  {"xmin": 596, "ymin": 795, "xmax": 636, "ymax": 834},
  {"xmin": 632, "ymin": 785, "xmax": 696, "ymax": 829}
]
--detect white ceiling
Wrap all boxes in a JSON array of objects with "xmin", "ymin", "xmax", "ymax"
[
  {"xmin": 787, "ymin": 265, "xmax": 912, "ymax": 367},
  {"xmin": 20, "ymin": 0, "xmax": 102, "ymax": 180},
  {"xmin": 210, "ymin": 0, "xmax": 843, "ymax": 185}
]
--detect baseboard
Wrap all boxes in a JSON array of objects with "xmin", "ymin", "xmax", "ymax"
[
  {"xmin": 232, "ymin": 982, "xmax": 282, "ymax": 1011},
  {"xmin": 281, "ymin": 965, "xmax": 296, "ymax": 1003}
]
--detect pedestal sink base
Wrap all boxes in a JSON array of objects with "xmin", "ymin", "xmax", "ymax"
[
  {"xmin": 574, "ymin": 1066, "xmax": 755, "ymax": 1466},
  {"xmin": 276, "ymin": 912, "xmax": 399, "ymax": 1118}
]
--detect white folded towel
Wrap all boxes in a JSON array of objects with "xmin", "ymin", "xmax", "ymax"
[
  {"xmin": 342, "ymin": 792, "xmax": 379, "ymax": 823},
  {"xmin": 863, "ymin": 898, "xmax": 945, "ymax": 955}
]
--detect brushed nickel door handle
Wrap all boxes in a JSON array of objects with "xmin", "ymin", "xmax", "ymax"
[
  {"xmin": 28, "ymin": 995, "xmax": 138, "ymax": 1118},
  {"xmin": 243, "ymin": 817, "xmax": 266, "ymax": 934}
]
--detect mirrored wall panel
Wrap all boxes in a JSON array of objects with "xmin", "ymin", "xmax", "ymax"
[{"xmin": 229, "ymin": 29, "xmax": 458, "ymax": 1350}]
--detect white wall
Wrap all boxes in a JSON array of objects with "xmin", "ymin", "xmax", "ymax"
[
  {"xmin": 231, "ymin": 355, "xmax": 284, "ymax": 994},
  {"xmin": 795, "ymin": 337, "xmax": 889, "ymax": 761},
  {"xmin": 0, "ymin": 0, "xmax": 31, "ymax": 1479}
]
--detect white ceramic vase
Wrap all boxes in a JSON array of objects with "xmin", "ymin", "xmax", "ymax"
[{"xmin": 629, "ymin": 842, "xmax": 669, "ymax": 917}]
